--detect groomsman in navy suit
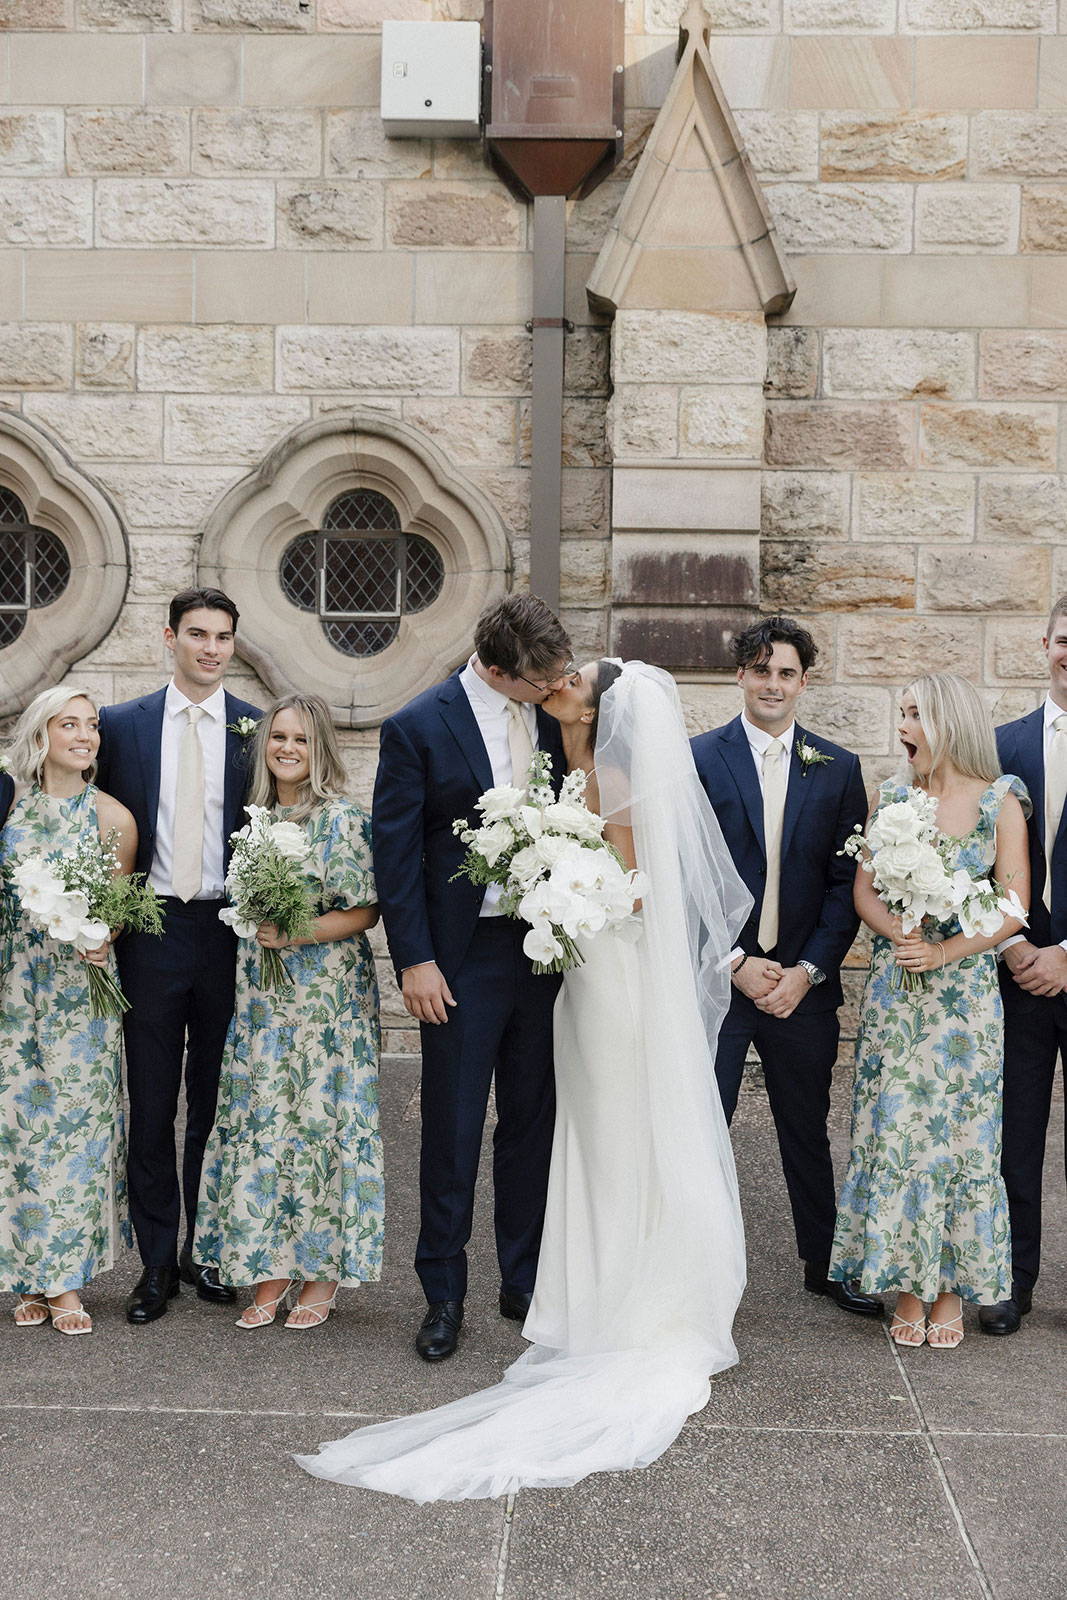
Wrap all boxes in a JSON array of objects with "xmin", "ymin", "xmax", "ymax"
[
  {"xmin": 692, "ymin": 615, "xmax": 882, "ymax": 1316},
  {"xmin": 990, "ymin": 596, "xmax": 1067, "ymax": 1334},
  {"xmin": 96, "ymin": 588, "xmax": 260, "ymax": 1324},
  {"xmin": 373, "ymin": 595, "xmax": 570, "ymax": 1361}
]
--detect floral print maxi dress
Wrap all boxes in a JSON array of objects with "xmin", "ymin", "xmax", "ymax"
[
  {"xmin": 194, "ymin": 797, "xmax": 383, "ymax": 1287},
  {"xmin": 829, "ymin": 775, "xmax": 1027, "ymax": 1305},
  {"xmin": 0, "ymin": 785, "xmax": 130, "ymax": 1295}
]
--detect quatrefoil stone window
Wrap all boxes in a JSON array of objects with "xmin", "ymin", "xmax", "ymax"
[{"xmin": 198, "ymin": 414, "xmax": 508, "ymax": 728}]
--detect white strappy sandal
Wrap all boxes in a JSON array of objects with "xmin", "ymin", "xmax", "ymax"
[
  {"xmin": 47, "ymin": 1297, "xmax": 92, "ymax": 1336},
  {"xmin": 889, "ymin": 1312, "xmax": 927, "ymax": 1347},
  {"xmin": 284, "ymin": 1286, "xmax": 339, "ymax": 1331},
  {"xmin": 14, "ymin": 1295, "xmax": 48, "ymax": 1328},
  {"xmin": 235, "ymin": 1281, "xmax": 296, "ymax": 1330},
  {"xmin": 927, "ymin": 1310, "xmax": 964, "ymax": 1349}
]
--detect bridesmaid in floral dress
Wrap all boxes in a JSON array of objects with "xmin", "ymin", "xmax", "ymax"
[
  {"xmin": 194, "ymin": 693, "xmax": 382, "ymax": 1330},
  {"xmin": 830, "ymin": 673, "xmax": 1030, "ymax": 1350},
  {"xmin": 0, "ymin": 687, "xmax": 136, "ymax": 1335}
]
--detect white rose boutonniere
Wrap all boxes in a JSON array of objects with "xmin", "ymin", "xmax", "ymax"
[
  {"xmin": 228, "ymin": 715, "xmax": 258, "ymax": 742},
  {"xmin": 796, "ymin": 738, "xmax": 833, "ymax": 778}
]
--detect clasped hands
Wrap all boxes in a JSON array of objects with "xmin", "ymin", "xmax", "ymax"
[
  {"xmin": 891, "ymin": 924, "xmax": 945, "ymax": 975},
  {"xmin": 732, "ymin": 957, "xmax": 810, "ymax": 1019},
  {"xmin": 1003, "ymin": 938, "xmax": 1067, "ymax": 997}
]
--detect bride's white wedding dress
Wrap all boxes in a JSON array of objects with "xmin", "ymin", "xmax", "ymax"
[{"xmin": 295, "ymin": 664, "xmax": 752, "ymax": 1502}]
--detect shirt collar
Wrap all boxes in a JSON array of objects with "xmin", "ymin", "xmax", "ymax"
[
  {"xmin": 166, "ymin": 681, "xmax": 226, "ymax": 722},
  {"xmin": 461, "ymin": 656, "xmax": 517, "ymax": 716},
  {"xmin": 741, "ymin": 711, "xmax": 795, "ymax": 755}
]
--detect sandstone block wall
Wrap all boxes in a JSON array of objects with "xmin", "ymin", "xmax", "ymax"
[{"xmin": 0, "ymin": 0, "xmax": 1061, "ymax": 1053}]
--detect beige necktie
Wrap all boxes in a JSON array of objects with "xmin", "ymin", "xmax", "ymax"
[
  {"xmin": 507, "ymin": 699, "xmax": 535, "ymax": 789},
  {"xmin": 172, "ymin": 704, "xmax": 205, "ymax": 902},
  {"xmin": 1044, "ymin": 713, "xmax": 1067, "ymax": 911},
  {"xmin": 758, "ymin": 737, "xmax": 787, "ymax": 952}
]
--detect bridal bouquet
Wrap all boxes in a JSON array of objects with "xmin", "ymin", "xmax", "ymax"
[
  {"xmin": 10, "ymin": 829, "xmax": 164, "ymax": 1019},
  {"xmin": 841, "ymin": 787, "xmax": 1027, "ymax": 991},
  {"xmin": 452, "ymin": 751, "xmax": 646, "ymax": 974},
  {"xmin": 219, "ymin": 806, "xmax": 317, "ymax": 993}
]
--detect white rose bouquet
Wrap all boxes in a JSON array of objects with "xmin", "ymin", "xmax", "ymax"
[
  {"xmin": 219, "ymin": 805, "xmax": 318, "ymax": 993},
  {"xmin": 10, "ymin": 828, "xmax": 164, "ymax": 1019},
  {"xmin": 841, "ymin": 787, "xmax": 1026, "ymax": 991},
  {"xmin": 452, "ymin": 751, "xmax": 647, "ymax": 974}
]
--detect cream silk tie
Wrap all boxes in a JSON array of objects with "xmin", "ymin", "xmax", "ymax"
[
  {"xmin": 507, "ymin": 699, "xmax": 535, "ymax": 789},
  {"xmin": 172, "ymin": 704, "xmax": 206, "ymax": 902},
  {"xmin": 1044, "ymin": 713, "xmax": 1067, "ymax": 912},
  {"xmin": 758, "ymin": 737, "xmax": 787, "ymax": 953}
]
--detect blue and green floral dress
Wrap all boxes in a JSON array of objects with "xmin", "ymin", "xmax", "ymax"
[
  {"xmin": 829, "ymin": 775, "xmax": 1028, "ymax": 1305},
  {"xmin": 0, "ymin": 784, "xmax": 130, "ymax": 1296},
  {"xmin": 194, "ymin": 797, "xmax": 383, "ymax": 1287}
]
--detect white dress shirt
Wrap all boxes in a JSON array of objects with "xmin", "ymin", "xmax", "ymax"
[
  {"xmin": 729, "ymin": 714, "xmax": 796, "ymax": 966},
  {"xmin": 150, "ymin": 681, "xmax": 227, "ymax": 900},
  {"xmin": 1001, "ymin": 693, "xmax": 1067, "ymax": 955},
  {"xmin": 459, "ymin": 657, "xmax": 538, "ymax": 918}
]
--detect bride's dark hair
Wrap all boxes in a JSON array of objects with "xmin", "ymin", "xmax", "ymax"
[{"xmin": 589, "ymin": 659, "xmax": 623, "ymax": 745}]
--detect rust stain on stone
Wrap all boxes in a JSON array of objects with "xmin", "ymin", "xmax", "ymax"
[{"xmin": 616, "ymin": 550, "xmax": 757, "ymax": 608}]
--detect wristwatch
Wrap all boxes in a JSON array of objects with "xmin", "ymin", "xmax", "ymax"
[{"xmin": 798, "ymin": 960, "xmax": 826, "ymax": 987}]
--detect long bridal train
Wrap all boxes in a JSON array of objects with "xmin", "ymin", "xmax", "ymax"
[{"xmin": 295, "ymin": 664, "xmax": 752, "ymax": 1502}]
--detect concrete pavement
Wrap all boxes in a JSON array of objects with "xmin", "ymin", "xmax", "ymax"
[{"xmin": 1, "ymin": 1060, "xmax": 1063, "ymax": 1600}]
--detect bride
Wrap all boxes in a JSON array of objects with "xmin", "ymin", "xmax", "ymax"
[{"xmin": 296, "ymin": 661, "xmax": 752, "ymax": 1501}]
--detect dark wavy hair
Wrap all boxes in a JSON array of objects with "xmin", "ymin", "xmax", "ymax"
[
  {"xmin": 168, "ymin": 586, "xmax": 240, "ymax": 633},
  {"xmin": 730, "ymin": 615, "xmax": 817, "ymax": 675},
  {"xmin": 474, "ymin": 594, "xmax": 571, "ymax": 680},
  {"xmin": 588, "ymin": 659, "xmax": 623, "ymax": 744}
]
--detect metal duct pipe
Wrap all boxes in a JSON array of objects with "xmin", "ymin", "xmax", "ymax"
[{"xmin": 528, "ymin": 194, "xmax": 568, "ymax": 614}]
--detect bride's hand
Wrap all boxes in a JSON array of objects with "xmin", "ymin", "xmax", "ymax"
[{"xmin": 892, "ymin": 932, "xmax": 943, "ymax": 973}]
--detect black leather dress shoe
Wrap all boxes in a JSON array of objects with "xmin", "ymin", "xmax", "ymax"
[
  {"xmin": 126, "ymin": 1265, "xmax": 180, "ymax": 1325},
  {"xmin": 415, "ymin": 1300, "xmax": 463, "ymax": 1362},
  {"xmin": 979, "ymin": 1286, "xmax": 1033, "ymax": 1336},
  {"xmin": 804, "ymin": 1262, "xmax": 884, "ymax": 1318},
  {"xmin": 499, "ymin": 1289, "xmax": 533, "ymax": 1321},
  {"xmin": 179, "ymin": 1249, "xmax": 237, "ymax": 1304}
]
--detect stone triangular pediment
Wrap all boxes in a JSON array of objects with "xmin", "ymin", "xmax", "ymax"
[{"xmin": 588, "ymin": 1, "xmax": 794, "ymax": 317}]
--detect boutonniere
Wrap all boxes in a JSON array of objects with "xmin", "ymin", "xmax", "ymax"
[
  {"xmin": 796, "ymin": 739, "xmax": 833, "ymax": 778},
  {"xmin": 0, "ymin": 751, "xmax": 8, "ymax": 772},
  {"xmin": 228, "ymin": 716, "xmax": 258, "ymax": 742}
]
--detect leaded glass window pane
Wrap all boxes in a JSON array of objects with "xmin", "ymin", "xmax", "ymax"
[{"xmin": 0, "ymin": 490, "xmax": 70, "ymax": 650}]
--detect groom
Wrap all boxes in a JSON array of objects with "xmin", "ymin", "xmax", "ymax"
[
  {"xmin": 96, "ymin": 587, "xmax": 260, "ymax": 1324},
  {"xmin": 692, "ymin": 615, "xmax": 881, "ymax": 1317},
  {"xmin": 990, "ymin": 595, "xmax": 1067, "ymax": 1335},
  {"xmin": 373, "ymin": 595, "xmax": 571, "ymax": 1361}
]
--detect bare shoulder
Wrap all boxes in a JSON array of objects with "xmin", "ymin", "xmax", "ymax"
[{"xmin": 95, "ymin": 788, "xmax": 136, "ymax": 836}]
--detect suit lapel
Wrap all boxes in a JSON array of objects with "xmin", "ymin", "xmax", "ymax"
[
  {"xmin": 719, "ymin": 717, "xmax": 766, "ymax": 855},
  {"xmin": 535, "ymin": 705, "xmax": 565, "ymax": 795},
  {"xmin": 1013, "ymin": 709, "xmax": 1046, "ymax": 845},
  {"xmin": 135, "ymin": 689, "xmax": 166, "ymax": 830},
  {"xmin": 438, "ymin": 674, "xmax": 494, "ymax": 794},
  {"xmin": 780, "ymin": 727, "xmax": 811, "ymax": 861},
  {"xmin": 223, "ymin": 692, "xmax": 251, "ymax": 836}
]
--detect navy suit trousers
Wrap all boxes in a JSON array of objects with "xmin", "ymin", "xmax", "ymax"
[
  {"xmin": 415, "ymin": 918, "xmax": 559, "ymax": 1304},
  {"xmin": 117, "ymin": 900, "xmax": 238, "ymax": 1268},
  {"xmin": 1000, "ymin": 982, "xmax": 1067, "ymax": 1292},
  {"xmin": 714, "ymin": 991, "xmax": 840, "ymax": 1265}
]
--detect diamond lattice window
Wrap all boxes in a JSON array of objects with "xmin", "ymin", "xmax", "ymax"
[
  {"xmin": 280, "ymin": 488, "xmax": 445, "ymax": 658},
  {"xmin": 0, "ymin": 486, "xmax": 71, "ymax": 650}
]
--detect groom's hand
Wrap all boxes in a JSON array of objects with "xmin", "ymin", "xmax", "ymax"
[
  {"xmin": 1010, "ymin": 941, "xmax": 1067, "ymax": 996},
  {"xmin": 402, "ymin": 961, "xmax": 457, "ymax": 1024},
  {"xmin": 732, "ymin": 956, "xmax": 782, "ymax": 1002},
  {"xmin": 755, "ymin": 966, "xmax": 810, "ymax": 1019}
]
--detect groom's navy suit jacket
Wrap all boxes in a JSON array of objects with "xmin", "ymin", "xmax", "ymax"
[
  {"xmin": 373, "ymin": 670, "xmax": 565, "ymax": 985},
  {"xmin": 0, "ymin": 772, "xmax": 12, "ymax": 831},
  {"xmin": 96, "ymin": 686, "xmax": 261, "ymax": 878},
  {"xmin": 690, "ymin": 717, "xmax": 866, "ymax": 1013},
  {"xmin": 996, "ymin": 708, "xmax": 1064, "ymax": 948}
]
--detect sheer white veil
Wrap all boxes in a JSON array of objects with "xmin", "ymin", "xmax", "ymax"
[{"xmin": 295, "ymin": 661, "xmax": 752, "ymax": 1502}]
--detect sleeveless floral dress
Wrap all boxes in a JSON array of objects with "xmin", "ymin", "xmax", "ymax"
[
  {"xmin": 194, "ymin": 797, "xmax": 383, "ymax": 1287},
  {"xmin": 0, "ymin": 784, "xmax": 130, "ymax": 1295},
  {"xmin": 829, "ymin": 775, "xmax": 1027, "ymax": 1305}
]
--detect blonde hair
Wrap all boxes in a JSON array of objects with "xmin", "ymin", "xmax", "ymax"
[
  {"xmin": 7, "ymin": 686, "xmax": 99, "ymax": 786},
  {"xmin": 902, "ymin": 673, "xmax": 1001, "ymax": 784},
  {"xmin": 247, "ymin": 694, "xmax": 347, "ymax": 821}
]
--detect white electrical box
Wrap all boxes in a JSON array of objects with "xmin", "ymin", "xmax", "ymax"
[{"xmin": 380, "ymin": 20, "xmax": 482, "ymax": 140}]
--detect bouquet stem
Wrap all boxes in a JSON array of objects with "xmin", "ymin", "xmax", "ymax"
[
  {"xmin": 86, "ymin": 963, "xmax": 131, "ymax": 1021},
  {"xmin": 259, "ymin": 946, "xmax": 295, "ymax": 994},
  {"xmin": 531, "ymin": 930, "xmax": 585, "ymax": 977},
  {"xmin": 892, "ymin": 961, "xmax": 930, "ymax": 994}
]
